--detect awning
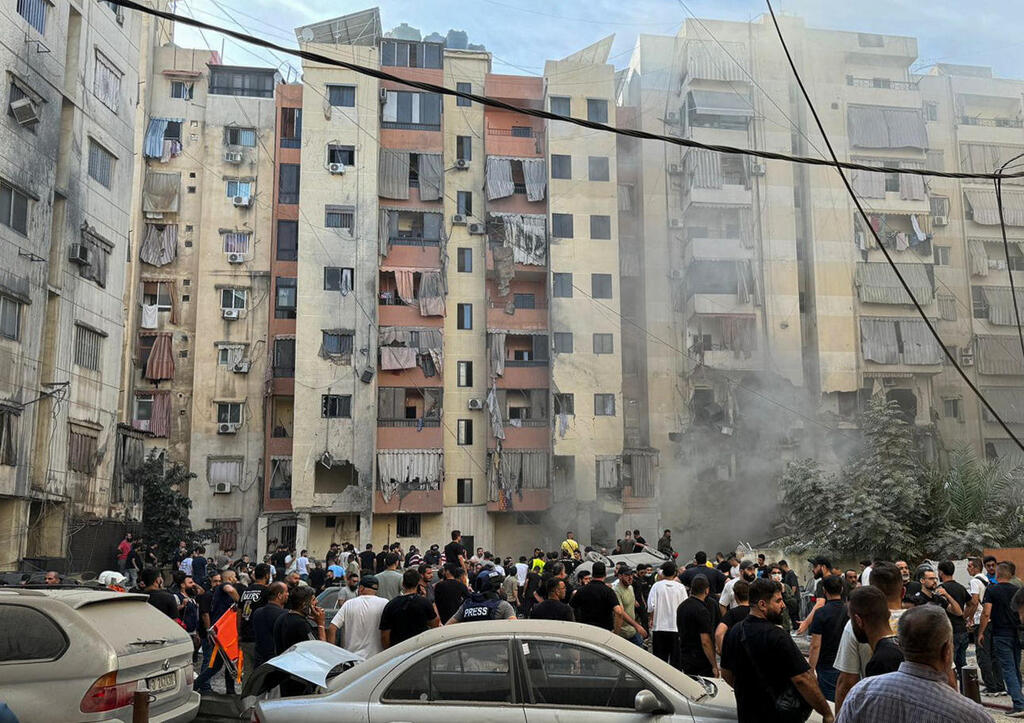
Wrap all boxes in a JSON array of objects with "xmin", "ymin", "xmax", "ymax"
[
  {"xmin": 855, "ymin": 262, "xmax": 934, "ymax": 305},
  {"xmin": 847, "ymin": 105, "xmax": 927, "ymax": 149},
  {"xmin": 898, "ymin": 319, "xmax": 943, "ymax": 365},
  {"xmin": 688, "ymin": 90, "xmax": 753, "ymax": 117},
  {"xmin": 986, "ymin": 439, "xmax": 1024, "ymax": 466},
  {"xmin": 976, "ymin": 335, "xmax": 1024, "ymax": 375},
  {"xmin": 142, "ymin": 171, "xmax": 181, "ymax": 214},
  {"xmin": 982, "ymin": 388, "xmax": 1024, "ymax": 424},
  {"xmin": 965, "ymin": 188, "xmax": 1024, "ymax": 226},
  {"xmin": 376, "ymin": 449, "xmax": 444, "ymax": 502},
  {"xmin": 982, "ymin": 287, "xmax": 1024, "ymax": 326},
  {"xmin": 860, "ymin": 318, "xmax": 899, "ymax": 364}
]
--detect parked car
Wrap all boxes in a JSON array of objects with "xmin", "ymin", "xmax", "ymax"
[
  {"xmin": 0, "ymin": 588, "xmax": 199, "ymax": 723},
  {"xmin": 251, "ymin": 620, "xmax": 740, "ymax": 721},
  {"xmin": 572, "ymin": 546, "xmax": 673, "ymax": 577},
  {"xmin": 315, "ymin": 585, "xmax": 350, "ymax": 640}
]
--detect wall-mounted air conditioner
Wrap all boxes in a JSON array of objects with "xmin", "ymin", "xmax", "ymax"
[
  {"xmin": 468, "ymin": 398, "xmax": 484, "ymax": 410},
  {"xmin": 669, "ymin": 218, "xmax": 683, "ymax": 228},
  {"xmin": 668, "ymin": 163, "xmax": 684, "ymax": 175},
  {"xmin": 233, "ymin": 360, "xmax": 250, "ymax": 373},
  {"xmin": 232, "ymin": 195, "xmax": 252, "ymax": 207},
  {"xmin": 468, "ymin": 223, "xmax": 486, "ymax": 235},
  {"xmin": 932, "ymin": 215, "xmax": 948, "ymax": 227},
  {"xmin": 750, "ymin": 160, "xmax": 766, "ymax": 176},
  {"xmin": 10, "ymin": 98, "xmax": 39, "ymax": 127},
  {"xmin": 213, "ymin": 481, "xmax": 232, "ymax": 493},
  {"xmin": 452, "ymin": 214, "xmax": 468, "ymax": 225},
  {"xmin": 227, "ymin": 252, "xmax": 244, "ymax": 264},
  {"xmin": 68, "ymin": 243, "xmax": 93, "ymax": 265},
  {"xmin": 379, "ymin": 88, "xmax": 388, "ymax": 104},
  {"xmin": 222, "ymin": 308, "xmax": 240, "ymax": 320},
  {"xmin": 455, "ymin": 158, "xmax": 470, "ymax": 170},
  {"xmin": 960, "ymin": 350, "xmax": 975, "ymax": 366},
  {"xmin": 328, "ymin": 163, "xmax": 346, "ymax": 175},
  {"xmin": 217, "ymin": 422, "xmax": 240, "ymax": 434}
]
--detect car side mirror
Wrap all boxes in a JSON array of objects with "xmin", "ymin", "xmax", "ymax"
[{"xmin": 634, "ymin": 689, "xmax": 662, "ymax": 714}]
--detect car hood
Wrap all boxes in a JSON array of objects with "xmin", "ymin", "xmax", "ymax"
[{"xmin": 242, "ymin": 641, "xmax": 364, "ymax": 696}]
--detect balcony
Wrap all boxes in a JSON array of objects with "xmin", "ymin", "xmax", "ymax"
[
  {"xmin": 846, "ymin": 76, "xmax": 919, "ymax": 91},
  {"xmin": 487, "ymin": 300, "xmax": 548, "ymax": 331},
  {"xmin": 486, "ymin": 243, "xmax": 546, "ymax": 278},
  {"xmin": 961, "ymin": 115, "xmax": 1023, "ymax": 128},
  {"xmin": 499, "ymin": 361, "xmax": 549, "ymax": 389},
  {"xmin": 377, "ymin": 423, "xmax": 443, "ymax": 448},
  {"xmin": 375, "ymin": 488, "xmax": 442, "ymax": 514},
  {"xmin": 488, "ymin": 487, "xmax": 551, "ymax": 512},
  {"xmin": 486, "ymin": 126, "xmax": 545, "ymax": 158}
]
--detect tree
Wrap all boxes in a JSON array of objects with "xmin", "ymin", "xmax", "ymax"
[{"xmin": 130, "ymin": 453, "xmax": 210, "ymax": 564}]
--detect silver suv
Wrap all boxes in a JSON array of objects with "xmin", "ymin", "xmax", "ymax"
[{"xmin": 0, "ymin": 588, "xmax": 199, "ymax": 722}]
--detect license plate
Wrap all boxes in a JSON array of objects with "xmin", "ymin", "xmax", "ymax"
[{"xmin": 145, "ymin": 672, "xmax": 176, "ymax": 693}]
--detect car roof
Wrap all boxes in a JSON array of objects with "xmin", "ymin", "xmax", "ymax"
[{"xmin": 0, "ymin": 588, "xmax": 148, "ymax": 609}]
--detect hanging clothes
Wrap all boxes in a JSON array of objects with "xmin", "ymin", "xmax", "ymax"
[
  {"xmin": 393, "ymin": 271, "xmax": 416, "ymax": 306},
  {"xmin": 140, "ymin": 304, "xmax": 159, "ymax": 330},
  {"xmin": 910, "ymin": 215, "xmax": 927, "ymax": 242},
  {"xmin": 895, "ymin": 232, "xmax": 910, "ymax": 251},
  {"xmin": 380, "ymin": 347, "xmax": 417, "ymax": 370}
]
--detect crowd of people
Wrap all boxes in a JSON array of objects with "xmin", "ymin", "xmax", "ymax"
[{"xmin": 116, "ymin": 528, "xmax": 1024, "ymax": 721}]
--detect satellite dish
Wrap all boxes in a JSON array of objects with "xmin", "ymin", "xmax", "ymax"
[{"xmin": 299, "ymin": 27, "xmax": 314, "ymax": 42}]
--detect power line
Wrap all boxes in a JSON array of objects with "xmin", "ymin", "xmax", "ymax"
[
  {"xmin": 104, "ymin": 0, "xmax": 1024, "ymax": 183},
  {"xmin": 763, "ymin": 0, "xmax": 1024, "ymax": 454}
]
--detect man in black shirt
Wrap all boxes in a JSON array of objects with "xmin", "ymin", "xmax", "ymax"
[
  {"xmin": 936, "ymin": 560, "xmax": 969, "ymax": 678},
  {"xmin": 140, "ymin": 569, "xmax": 178, "ymax": 620},
  {"xmin": 680, "ymin": 551, "xmax": 727, "ymax": 594},
  {"xmin": 238, "ymin": 563, "xmax": 270, "ymax": 682},
  {"xmin": 380, "ymin": 569, "xmax": 440, "ymax": 648},
  {"xmin": 273, "ymin": 585, "xmax": 327, "ymax": 697},
  {"xmin": 715, "ymin": 580, "xmax": 750, "ymax": 652},
  {"xmin": 251, "ymin": 582, "xmax": 288, "ymax": 668},
  {"xmin": 677, "ymin": 574, "xmax": 717, "ymax": 677},
  {"xmin": 433, "ymin": 563, "xmax": 469, "ymax": 624},
  {"xmin": 808, "ymin": 575, "xmax": 846, "ymax": 701},
  {"xmin": 570, "ymin": 562, "xmax": 623, "ymax": 631},
  {"xmin": 194, "ymin": 570, "xmax": 242, "ymax": 695},
  {"xmin": 849, "ymin": 585, "xmax": 903, "ymax": 677},
  {"xmin": 531, "ymin": 577, "xmax": 574, "ymax": 621},
  {"xmin": 443, "ymin": 529, "xmax": 467, "ymax": 569},
  {"xmin": 721, "ymin": 579, "xmax": 833, "ymax": 723},
  {"xmin": 358, "ymin": 544, "xmax": 376, "ymax": 573},
  {"xmin": 980, "ymin": 561, "xmax": 1024, "ymax": 713}
]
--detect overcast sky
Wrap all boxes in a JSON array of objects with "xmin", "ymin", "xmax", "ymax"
[{"xmin": 173, "ymin": 0, "xmax": 1024, "ymax": 82}]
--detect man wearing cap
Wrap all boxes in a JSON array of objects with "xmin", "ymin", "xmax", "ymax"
[
  {"xmin": 720, "ymin": 560, "xmax": 758, "ymax": 615},
  {"xmin": 424, "ymin": 544, "xmax": 442, "ymax": 566},
  {"xmin": 327, "ymin": 574, "xmax": 388, "ymax": 659},
  {"xmin": 612, "ymin": 566, "xmax": 648, "ymax": 647}
]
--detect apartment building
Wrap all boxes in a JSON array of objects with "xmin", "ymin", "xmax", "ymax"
[
  {"xmin": 617, "ymin": 16, "xmax": 1024, "ymax": 551},
  {"xmin": 0, "ymin": 0, "xmax": 145, "ymax": 568}
]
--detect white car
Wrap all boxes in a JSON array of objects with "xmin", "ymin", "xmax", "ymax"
[
  {"xmin": 0, "ymin": 588, "xmax": 199, "ymax": 723},
  {"xmin": 251, "ymin": 620, "xmax": 740, "ymax": 722}
]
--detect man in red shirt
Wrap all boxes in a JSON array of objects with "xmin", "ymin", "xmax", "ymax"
[{"xmin": 116, "ymin": 533, "xmax": 133, "ymax": 576}]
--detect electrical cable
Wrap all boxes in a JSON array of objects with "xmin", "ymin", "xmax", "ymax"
[
  {"xmin": 102, "ymin": 0, "xmax": 1024, "ymax": 184},
  {"xmin": 994, "ymin": 154, "xmax": 1024, "ymax": 368},
  {"xmin": 763, "ymin": 0, "xmax": 1024, "ymax": 453}
]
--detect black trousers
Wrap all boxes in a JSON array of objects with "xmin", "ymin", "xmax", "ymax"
[{"xmin": 652, "ymin": 631, "xmax": 679, "ymax": 668}]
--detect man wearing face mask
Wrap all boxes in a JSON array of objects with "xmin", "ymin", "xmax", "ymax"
[
  {"xmin": 720, "ymin": 560, "xmax": 757, "ymax": 616},
  {"xmin": 721, "ymin": 578, "xmax": 834, "ymax": 723}
]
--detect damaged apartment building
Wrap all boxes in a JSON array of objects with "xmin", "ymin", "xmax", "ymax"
[{"xmin": 616, "ymin": 15, "xmax": 1024, "ymax": 550}]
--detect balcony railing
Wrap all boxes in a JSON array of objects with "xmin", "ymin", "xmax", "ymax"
[
  {"xmin": 505, "ymin": 418, "xmax": 548, "ymax": 427},
  {"xmin": 846, "ymin": 76, "xmax": 918, "ymax": 91},
  {"xmin": 505, "ymin": 359, "xmax": 549, "ymax": 368},
  {"xmin": 391, "ymin": 235, "xmax": 441, "ymax": 247},
  {"xmin": 381, "ymin": 121, "xmax": 441, "ymax": 131},
  {"xmin": 488, "ymin": 300, "xmax": 549, "ymax": 310},
  {"xmin": 488, "ymin": 127, "xmax": 540, "ymax": 138},
  {"xmin": 961, "ymin": 115, "xmax": 1024, "ymax": 128},
  {"xmin": 378, "ymin": 418, "xmax": 441, "ymax": 427}
]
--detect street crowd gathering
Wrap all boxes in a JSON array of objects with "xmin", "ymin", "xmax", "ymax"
[{"xmin": 100, "ymin": 527, "xmax": 1024, "ymax": 722}]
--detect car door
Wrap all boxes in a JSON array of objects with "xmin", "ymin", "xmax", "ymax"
[
  {"xmin": 516, "ymin": 638, "xmax": 689, "ymax": 723},
  {"xmin": 369, "ymin": 639, "xmax": 526, "ymax": 723}
]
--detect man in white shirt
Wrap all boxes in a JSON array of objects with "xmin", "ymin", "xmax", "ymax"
[
  {"xmin": 860, "ymin": 560, "xmax": 873, "ymax": 587},
  {"xmin": 720, "ymin": 560, "xmax": 757, "ymax": 614},
  {"xmin": 179, "ymin": 554, "xmax": 193, "ymax": 577},
  {"xmin": 647, "ymin": 561, "xmax": 688, "ymax": 669},
  {"xmin": 965, "ymin": 556, "xmax": 1004, "ymax": 695},
  {"xmin": 515, "ymin": 557, "xmax": 529, "ymax": 586},
  {"xmin": 296, "ymin": 549, "xmax": 310, "ymax": 580},
  {"xmin": 327, "ymin": 575, "xmax": 388, "ymax": 660}
]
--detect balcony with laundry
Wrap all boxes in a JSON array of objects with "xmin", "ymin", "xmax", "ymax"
[
  {"xmin": 685, "ymin": 315, "xmax": 764, "ymax": 372},
  {"xmin": 678, "ymin": 259, "xmax": 760, "ymax": 319},
  {"xmin": 966, "ymin": 236, "xmax": 1024, "ymax": 290},
  {"xmin": 487, "ymin": 332, "xmax": 550, "ymax": 389},
  {"xmin": 486, "ymin": 448, "xmax": 551, "ymax": 512},
  {"xmin": 377, "ymin": 326, "xmax": 443, "ymax": 385},
  {"xmin": 487, "ymin": 388, "xmax": 550, "ymax": 449},
  {"xmin": 375, "ymin": 448, "xmax": 444, "ymax": 514},
  {"xmin": 854, "ymin": 212, "xmax": 934, "ymax": 263},
  {"xmin": 678, "ymin": 148, "xmax": 752, "ymax": 210},
  {"xmin": 484, "ymin": 156, "xmax": 547, "ymax": 216},
  {"xmin": 378, "ymin": 267, "xmax": 446, "ymax": 327},
  {"xmin": 377, "ymin": 387, "xmax": 442, "ymax": 448},
  {"xmin": 486, "ymin": 279, "xmax": 547, "ymax": 331}
]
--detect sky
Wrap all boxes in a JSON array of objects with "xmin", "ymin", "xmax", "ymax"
[{"xmin": 172, "ymin": 0, "xmax": 1024, "ymax": 82}]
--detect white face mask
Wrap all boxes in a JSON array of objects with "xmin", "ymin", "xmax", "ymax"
[{"xmin": 771, "ymin": 573, "xmax": 783, "ymax": 582}]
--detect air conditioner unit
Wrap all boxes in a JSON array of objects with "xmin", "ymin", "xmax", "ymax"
[
  {"xmin": 750, "ymin": 160, "xmax": 766, "ymax": 176},
  {"xmin": 960, "ymin": 350, "xmax": 975, "ymax": 367},
  {"xmin": 467, "ymin": 398, "xmax": 484, "ymax": 411},
  {"xmin": 468, "ymin": 223, "xmax": 486, "ymax": 235},
  {"xmin": 452, "ymin": 214, "xmax": 468, "ymax": 225},
  {"xmin": 226, "ymin": 252, "xmax": 244, "ymax": 264},
  {"xmin": 233, "ymin": 195, "xmax": 251, "ymax": 207},
  {"xmin": 454, "ymin": 158, "xmax": 470, "ymax": 170},
  {"xmin": 359, "ymin": 367, "xmax": 374, "ymax": 384},
  {"xmin": 9, "ymin": 98, "xmax": 39, "ymax": 126},
  {"xmin": 217, "ymin": 422, "xmax": 240, "ymax": 434},
  {"xmin": 932, "ymin": 215, "xmax": 949, "ymax": 227},
  {"xmin": 668, "ymin": 163, "xmax": 684, "ymax": 175},
  {"xmin": 68, "ymin": 243, "xmax": 93, "ymax": 265},
  {"xmin": 379, "ymin": 88, "xmax": 388, "ymax": 104},
  {"xmin": 669, "ymin": 218, "xmax": 683, "ymax": 228},
  {"xmin": 213, "ymin": 481, "xmax": 232, "ymax": 494},
  {"xmin": 233, "ymin": 360, "xmax": 250, "ymax": 373},
  {"xmin": 224, "ymin": 151, "xmax": 243, "ymax": 164},
  {"xmin": 328, "ymin": 162, "xmax": 346, "ymax": 175},
  {"xmin": 222, "ymin": 308, "xmax": 240, "ymax": 320}
]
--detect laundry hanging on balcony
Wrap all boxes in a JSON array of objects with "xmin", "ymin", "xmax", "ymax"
[
  {"xmin": 522, "ymin": 159, "xmax": 547, "ymax": 201},
  {"xmin": 417, "ymin": 271, "xmax": 446, "ymax": 316},
  {"xmin": 376, "ymin": 449, "xmax": 444, "ymax": 502},
  {"xmin": 139, "ymin": 224, "xmax": 178, "ymax": 266},
  {"xmin": 488, "ymin": 332, "xmax": 507, "ymax": 380},
  {"xmin": 378, "ymin": 149, "xmax": 410, "ymax": 199},
  {"xmin": 417, "ymin": 153, "xmax": 444, "ymax": 201},
  {"xmin": 142, "ymin": 171, "xmax": 181, "ymax": 215},
  {"xmin": 485, "ymin": 157, "xmax": 515, "ymax": 199},
  {"xmin": 380, "ymin": 346, "xmax": 417, "ymax": 370},
  {"xmin": 143, "ymin": 118, "xmax": 183, "ymax": 159},
  {"xmin": 965, "ymin": 188, "xmax": 1024, "ymax": 226},
  {"xmin": 144, "ymin": 333, "xmax": 175, "ymax": 381},
  {"xmin": 487, "ymin": 385, "xmax": 504, "ymax": 440},
  {"xmin": 493, "ymin": 213, "xmax": 547, "ymax": 266}
]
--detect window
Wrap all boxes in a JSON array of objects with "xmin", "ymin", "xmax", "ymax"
[
  {"xmin": 587, "ymin": 99, "xmax": 608, "ymax": 123},
  {"xmin": 208, "ymin": 457, "xmax": 243, "ymax": 488},
  {"xmin": 553, "ymin": 273, "xmax": 573, "ymax": 298},
  {"xmin": 381, "ymin": 90, "xmax": 442, "ymax": 130},
  {"xmin": 588, "ymin": 156, "xmax": 610, "ymax": 181},
  {"xmin": 327, "ymin": 84, "xmax": 355, "ymax": 107},
  {"xmin": 17, "ymin": 0, "xmax": 47, "ymax": 33},
  {"xmin": 934, "ymin": 246, "xmax": 950, "ymax": 266},
  {"xmin": 226, "ymin": 180, "xmax": 252, "ymax": 199},
  {"xmin": 321, "ymin": 394, "xmax": 352, "ymax": 418},
  {"xmin": 68, "ymin": 427, "xmax": 98, "ymax": 474},
  {"xmin": 209, "ymin": 67, "xmax": 275, "ymax": 98},
  {"xmin": 551, "ymin": 154, "xmax": 571, "ymax": 179},
  {"xmin": 133, "ymin": 394, "xmax": 153, "ymax": 431},
  {"xmin": 325, "ymin": 205, "xmax": 354, "ymax": 231},
  {"xmin": 923, "ymin": 101, "xmax": 938, "ymax": 121},
  {"xmin": 74, "ymin": 325, "xmax": 103, "ymax": 370},
  {"xmin": 552, "ymin": 213, "xmax": 573, "ymax": 238},
  {"xmin": 594, "ymin": 394, "xmax": 616, "ymax": 416},
  {"xmin": 322, "ymin": 331, "xmax": 353, "ymax": 356},
  {"xmin": 884, "ymin": 171, "xmax": 900, "ymax": 193},
  {"xmin": 217, "ymin": 344, "xmax": 244, "ymax": 366},
  {"xmin": 0, "ymin": 606, "xmax": 67, "ymax": 661},
  {"xmin": 327, "ymin": 144, "xmax": 355, "ymax": 166},
  {"xmin": 222, "ymin": 232, "xmax": 249, "ymax": 254},
  {"xmin": 457, "ymin": 419, "xmax": 473, "ymax": 445},
  {"xmin": 456, "ymin": 135, "xmax": 472, "ymax": 161},
  {"xmin": 554, "ymin": 393, "xmax": 574, "ymax": 416},
  {"xmin": 0, "ymin": 181, "xmax": 29, "ymax": 235},
  {"xmin": 273, "ymin": 338, "xmax": 295, "ymax": 377},
  {"xmin": 972, "ymin": 286, "xmax": 989, "ymax": 319},
  {"xmin": 553, "ymin": 332, "xmax": 573, "ymax": 353},
  {"xmin": 384, "ymin": 641, "xmax": 511, "ymax": 703},
  {"xmin": 591, "ymin": 274, "xmax": 612, "ymax": 299},
  {"xmin": 224, "ymin": 127, "xmax": 257, "ymax": 147},
  {"xmin": 380, "ymin": 40, "xmax": 443, "ymax": 69},
  {"xmin": 397, "ymin": 514, "xmax": 421, "ymax": 537},
  {"xmin": 0, "ymin": 296, "xmax": 22, "ymax": 340},
  {"xmin": 277, "ymin": 220, "xmax": 298, "ymax": 260},
  {"xmin": 87, "ymin": 141, "xmax": 115, "ymax": 189},
  {"xmin": 593, "ymin": 333, "xmax": 613, "ymax": 354},
  {"xmin": 457, "ymin": 361, "xmax": 473, "ymax": 387},
  {"xmin": 278, "ymin": 164, "xmax": 300, "ymax": 204},
  {"xmin": 550, "ymin": 96, "xmax": 570, "ymax": 116},
  {"xmin": 456, "ymin": 81, "xmax": 471, "ymax": 107},
  {"xmin": 280, "ymin": 107, "xmax": 301, "ymax": 147},
  {"xmin": 930, "ymin": 196, "xmax": 950, "ymax": 217},
  {"xmin": 217, "ymin": 403, "xmax": 242, "ymax": 424},
  {"xmin": 943, "ymin": 397, "xmax": 962, "ymax": 420},
  {"xmin": 170, "ymin": 81, "xmax": 194, "ymax": 100},
  {"xmin": 457, "ymin": 247, "xmax": 472, "ymax": 273},
  {"xmin": 275, "ymin": 277, "xmax": 296, "ymax": 319},
  {"xmin": 514, "ymin": 293, "xmax": 536, "ymax": 309},
  {"xmin": 457, "ymin": 303, "xmax": 472, "ymax": 330},
  {"xmin": 220, "ymin": 288, "xmax": 247, "ymax": 310},
  {"xmin": 590, "ymin": 215, "xmax": 611, "ymax": 239},
  {"xmin": 523, "ymin": 641, "xmax": 646, "ymax": 709},
  {"xmin": 457, "ymin": 191, "xmax": 473, "ymax": 216},
  {"xmin": 93, "ymin": 52, "xmax": 122, "ymax": 112},
  {"xmin": 142, "ymin": 281, "xmax": 172, "ymax": 311},
  {"xmin": 457, "ymin": 478, "xmax": 473, "ymax": 504}
]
